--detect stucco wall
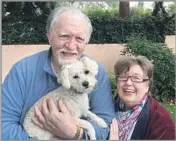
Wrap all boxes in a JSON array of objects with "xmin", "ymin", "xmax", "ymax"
[
  {"xmin": 2, "ymin": 35, "xmax": 175, "ymax": 82},
  {"xmin": 165, "ymin": 35, "xmax": 175, "ymax": 52},
  {"xmin": 2, "ymin": 44, "xmax": 124, "ymax": 82}
]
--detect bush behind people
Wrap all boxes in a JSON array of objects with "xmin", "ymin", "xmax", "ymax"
[{"xmin": 120, "ymin": 35, "xmax": 175, "ymax": 103}]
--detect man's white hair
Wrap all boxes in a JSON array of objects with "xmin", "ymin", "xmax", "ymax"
[{"xmin": 46, "ymin": 6, "xmax": 93, "ymax": 43}]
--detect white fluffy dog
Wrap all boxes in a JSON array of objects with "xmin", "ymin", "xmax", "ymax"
[{"xmin": 23, "ymin": 57, "xmax": 107, "ymax": 140}]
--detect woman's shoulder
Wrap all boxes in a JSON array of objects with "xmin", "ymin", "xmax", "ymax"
[
  {"xmin": 145, "ymin": 96, "xmax": 175, "ymax": 139},
  {"xmin": 148, "ymin": 96, "xmax": 175, "ymax": 126}
]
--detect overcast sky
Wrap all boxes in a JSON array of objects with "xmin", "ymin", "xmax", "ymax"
[{"xmin": 130, "ymin": 1, "xmax": 174, "ymax": 9}]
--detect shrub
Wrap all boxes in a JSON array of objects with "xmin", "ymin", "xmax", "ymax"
[
  {"xmin": 121, "ymin": 35, "xmax": 175, "ymax": 102},
  {"xmin": 2, "ymin": 20, "xmax": 47, "ymax": 44},
  {"xmin": 130, "ymin": 7, "xmax": 152, "ymax": 18},
  {"xmin": 84, "ymin": 7, "xmax": 119, "ymax": 18},
  {"xmin": 165, "ymin": 17, "xmax": 176, "ymax": 35},
  {"xmin": 89, "ymin": 16, "xmax": 167, "ymax": 44},
  {"xmin": 108, "ymin": 73, "xmax": 116, "ymax": 98}
]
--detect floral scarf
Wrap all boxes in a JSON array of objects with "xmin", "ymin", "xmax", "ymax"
[{"xmin": 115, "ymin": 95, "xmax": 148, "ymax": 140}]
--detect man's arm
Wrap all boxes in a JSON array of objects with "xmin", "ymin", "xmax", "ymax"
[
  {"xmin": 31, "ymin": 62, "xmax": 115, "ymax": 140},
  {"xmin": 84, "ymin": 62, "xmax": 116, "ymax": 140},
  {"xmin": 2, "ymin": 63, "xmax": 31, "ymax": 140}
]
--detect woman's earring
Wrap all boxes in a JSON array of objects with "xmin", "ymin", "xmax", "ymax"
[{"xmin": 118, "ymin": 98, "xmax": 125, "ymax": 111}]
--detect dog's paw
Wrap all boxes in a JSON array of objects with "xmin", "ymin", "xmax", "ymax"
[
  {"xmin": 88, "ymin": 130, "xmax": 96, "ymax": 140},
  {"xmin": 96, "ymin": 118, "xmax": 108, "ymax": 128}
]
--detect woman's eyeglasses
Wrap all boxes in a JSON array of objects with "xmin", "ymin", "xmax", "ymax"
[{"xmin": 117, "ymin": 75, "xmax": 149, "ymax": 83}]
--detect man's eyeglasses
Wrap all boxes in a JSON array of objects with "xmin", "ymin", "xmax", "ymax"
[{"xmin": 117, "ymin": 75, "xmax": 149, "ymax": 83}]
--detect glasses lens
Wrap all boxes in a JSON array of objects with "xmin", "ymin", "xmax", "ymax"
[
  {"xmin": 117, "ymin": 75, "xmax": 148, "ymax": 83},
  {"xmin": 118, "ymin": 75, "xmax": 127, "ymax": 81},
  {"xmin": 131, "ymin": 76, "xmax": 143, "ymax": 82}
]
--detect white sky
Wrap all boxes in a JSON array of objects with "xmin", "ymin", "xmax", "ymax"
[{"xmin": 130, "ymin": 1, "xmax": 175, "ymax": 9}]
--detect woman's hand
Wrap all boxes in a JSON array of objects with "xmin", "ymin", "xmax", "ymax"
[
  {"xmin": 109, "ymin": 118, "xmax": 119, "ymax": 140},
  {"xmin": 32, "ymin": 96, "xmax": 78, "ymax": 139}
]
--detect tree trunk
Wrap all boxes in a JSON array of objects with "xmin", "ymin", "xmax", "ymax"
[
  {"xmin": 119, "ymin": 1, "xmax": 130, "ymax": 18},
  {"xmin": 152, "ymin": 1, "xmax": 168, "ymax": 17}
]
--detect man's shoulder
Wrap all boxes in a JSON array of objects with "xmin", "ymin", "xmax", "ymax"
[
  {"xmin": 16, "ymin": 49, "xmax": 49, "ymax": 66},
  {"xmin": 22, "ymin": 49, "xmax": 49, "ymax": 62},
  {"xmin": 10, "ymin": 49, "xmax": 49, "ymax": 74}
]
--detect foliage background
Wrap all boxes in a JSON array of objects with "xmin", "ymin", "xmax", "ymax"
[{"xmin": 2, "ymin": 2, "xmax": 176, "ymax": 44}]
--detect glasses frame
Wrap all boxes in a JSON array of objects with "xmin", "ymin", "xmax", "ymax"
[{"xmin": 117, "ymin": 75, "xmax": 149, "ymax": 83}]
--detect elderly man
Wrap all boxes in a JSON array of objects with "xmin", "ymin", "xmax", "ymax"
[{"xmin": 2, "ymin": 6, "xmax": 115, "ymax": 140}]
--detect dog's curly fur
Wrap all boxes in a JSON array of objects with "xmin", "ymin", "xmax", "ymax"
[{"xmin": 23, "ymin": 57, "xmax": 107, "ymax": 140}]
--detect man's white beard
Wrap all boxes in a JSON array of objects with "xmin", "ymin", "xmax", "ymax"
[
  {"xmin": 57, "ymin": 57, "xmax": 78, "ymax": 66},
  {"xmin": 56, "ymin": 48, "xmax": 79, "ymax": 66}
]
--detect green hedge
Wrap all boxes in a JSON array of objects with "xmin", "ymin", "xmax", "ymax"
[
  {"xmin": 165, "ymin": 17, "xmax": 176, "ymax": 35},
  {"xmin": 2, "ymin": 17, "xmax": 47, "ymax": 44},
  {"xmin": 2, "ymin": 15, "xmax": 175, "ymax": 44},
  {"xmin": 89, "ymin": 16, "xmax": 167, "ymax": 43}
]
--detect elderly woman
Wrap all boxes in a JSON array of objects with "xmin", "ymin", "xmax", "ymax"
[{"xmin": 109, "ymin": 55, "xmax": 175, "ymax": 140}]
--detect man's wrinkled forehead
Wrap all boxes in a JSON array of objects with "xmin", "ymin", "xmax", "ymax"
[{"xmin": 50, "ymin": 11, "xmax": 90, "ymax": 42}]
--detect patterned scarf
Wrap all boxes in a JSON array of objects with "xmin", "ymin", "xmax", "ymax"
[{"xmin": 115, "ymin": 95, "xmax": 148, "ymax": 140}]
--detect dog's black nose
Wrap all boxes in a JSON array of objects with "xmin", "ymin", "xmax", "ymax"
[{"xmin": 82, "ymin": 81, "xmax": 89, "ymax": 88}]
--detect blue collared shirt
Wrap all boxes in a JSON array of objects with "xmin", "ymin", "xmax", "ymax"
[{"xmin": 2, "ymin": 48, "xmax": 115, "ymax": 140}]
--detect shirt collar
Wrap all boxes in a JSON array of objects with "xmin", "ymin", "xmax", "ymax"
[{"xmin": 43, "ymin": 47, "xmax": 56, "ymax": 78}]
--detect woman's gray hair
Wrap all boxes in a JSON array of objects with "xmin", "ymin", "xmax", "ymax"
[{"xmin": 46, "ymin": 6, "xmax": 93, "ymax": 42}]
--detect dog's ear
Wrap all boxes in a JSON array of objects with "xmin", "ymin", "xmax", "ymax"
[
  {"xmin": 80, "ymin": 56, "xmax": 98, "ymax": 76},
  {"xmin": 60, "ymin": 65, "xmax": 71, "ymax": 89}
]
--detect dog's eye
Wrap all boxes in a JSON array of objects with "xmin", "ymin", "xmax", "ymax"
[
  {"xmin": 73, "ymin": 75, "xmax": 79, "ymax": 79},
  {"xmin": 85, "ymin": 70, "xmax": 89, "ymax": 74}
]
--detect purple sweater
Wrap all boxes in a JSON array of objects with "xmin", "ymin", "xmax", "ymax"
[{"xmin": 144, "ymin": 96, "xmax": 175, "ymax": 139}]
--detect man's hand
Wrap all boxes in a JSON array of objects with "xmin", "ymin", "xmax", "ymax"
[
  {"xmin": 32, "ymin": 97, "xmax": 78, "ymax": 139},
  {"xmin": 109, "ymin": 118, "xmax": 119, "ymax": 140}
]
